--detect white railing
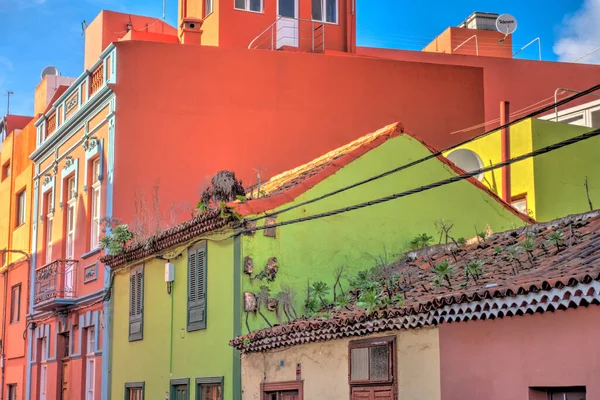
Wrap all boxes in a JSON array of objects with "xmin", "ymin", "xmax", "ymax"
[{"xmin": 248, "ymin": 16, "xmax": 325, "ymax": 53}]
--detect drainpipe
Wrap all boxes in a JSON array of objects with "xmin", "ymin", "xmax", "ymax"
[
  {"xmin": 346, "ymin": 0, "xmax": 357, "ymax": 53},
  {"xmin": 500, "ymin": 101, "xmax": 511, "ymax": 203}
]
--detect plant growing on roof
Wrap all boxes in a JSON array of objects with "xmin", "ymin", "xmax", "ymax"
[
  {"xmin": 431, "ymin": 259, "xmax": 455, "ymax": 289},
  {"xmin": 197, "ymin": 170, "xmax": 246, "ymax": 211},
  {"xmin": 456, "ymin": 237, "xmax": 467, "ymax": 247},
  {"xmin": 332, "ymin": 265, "xmax": 347, "ymax": 302},
  {"xmin": 276, "ymin": 286, "xmax": 298, "ymax": 322},
  {"xmin": 254, "ymin": 285, "xmax": 273, "ymax": 327},
  {"xmin": 464, "ymin": 259, "xmax": 484, "ymax": 283},
  {"xmin": 334, "ymin": 294, "xmax": 352, "ymax": 310},
  {"xmin": 311, "ymin": 281, "xmax": 331, "ymax": 308},
  {"xmin": 506, "ymin": 245, "xmax": 523, "ymax": 275},
  {"xmin": 546, "ymin": 230, "xmax": 565, "ymax": 252},
  {"xmin": 410, "ymin": 233, "xmax": 434, "ymax": 251},
  {"xmin": 99, "ymin": 223, "xmax": 134, "ymax": 256},
  {"xmin": 357, "ymin": 287, "xmax": 381, "ymax": 315}
]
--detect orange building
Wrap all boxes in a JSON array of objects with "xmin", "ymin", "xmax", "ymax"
[
  {"xmin": 15, "ymin": 3, "xmax": 600, "ymax": 400},
  {"xmin": 0, "ymin": 114, "xmax": 34, "ymax": 400}
]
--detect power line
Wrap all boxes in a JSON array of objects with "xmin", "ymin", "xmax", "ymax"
[
  {"xmin": 246, "ymin": 83, "xmax": 600, "ymax": 223},
  {"xmin": 238, "ymin": 127, "xmax": 600, "ymax": 235}
]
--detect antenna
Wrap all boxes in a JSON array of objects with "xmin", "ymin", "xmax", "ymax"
[
  {"xmin": 40, "ymin": 66, "xmax": 59, "ymax": 81},
  {"xmin": 81, "ymin": 20, "xmax": 88, "ymax": 36},
  {"xmin": 6, "ymin": 90, "xmax": 14, "ymax": 115}
]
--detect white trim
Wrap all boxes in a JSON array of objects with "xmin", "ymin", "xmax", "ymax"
[
  {"xmin": 234, "ymin": 0, "xmax": 263, "ymax": 13},
  {"xmin": 311, "ymin": 0, "xmax": 338, "ymax": 24},
  {"xmin": 276, "ymin": 0, "xmax": 297, "ymax": 18}
]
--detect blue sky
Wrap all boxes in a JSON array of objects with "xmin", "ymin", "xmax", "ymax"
[{"xmin": 0, "ymin": 0, "xmax": 598, "ymax": 116}]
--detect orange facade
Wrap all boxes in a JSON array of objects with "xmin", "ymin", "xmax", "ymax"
[{"xmin": 0, "ymin": 115, "xmax": 34, "ymax": 400}]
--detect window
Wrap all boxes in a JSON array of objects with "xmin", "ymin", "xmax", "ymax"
[
  {"xmin": 511, "ymin": 194, "xmax": 528, "ymax": 215},
  {"xmin": 531, "ymin": 387, "xmax": 586, "ymax": 400},
  {"xmin": 16, "ymin": 190, "xmax": 26, "ymax": 227},
  {"xmin": 10, "ymin": 284, "xmax": 21, "ymax": 323},
  {"xmin": 205, "ymin": 0, "xmax": 214, "ymax": 16},
  {"xmin": 87, "ymin": 326, "xmax": 96, "ymax": 354},
  {"xmin": 312, "ymin": 0, "xmax": 337, "ymax": 23},
  {"xmin": 44, "ymin": 192, "xmax": 53, "ymax": 264},
  {"xmin": 261, "ymin": 381, "xmax": 303, "ymax": 400},
  {"xmin": 85, "ymin": 358, "xmax": 95, "ymax": 400},
  {"xmin": 196, "ymin": 377, "xmax": 223, "ymax": 400},
  {"xmin": 129, "ymin": 266, "xmax": 144, "ymax": 341},
  {"xmin": 90, "ymin": 158, "xmax": 101, "ymax": 250},
  {"xmin": 2, "ymin": 161, "xmax": 10, "ymax": 181},
  {"xmin": 187, "ymin": 243, "xmax": 207, "ymax": 332},
  {"xmin": 348, "ymin": 336, "xmax": 395, "ymax": 399},
  {"xmin": 40, "ymin": 338, "xmax": 48, "ymax": 400},
  {"xmin": 235, "ymin": 0, "xmax": 261, "ymax": 12},
  {"xmin": 65, "ymin": 176, "xmax": 76, "ymax": 259},
  {"xmin": 591, "ymin": 109, "xmax": 600, "ymax": 128},
  {"xmin": 125, "ymin": 382, "xmax": 144, "ymax": 400},
  {"xmin": 7, "ymin": 384, "xmax": 17, "ymax": 400},
  {"xmin": 170, "ymin": 379, "xmax": 190, "ymax": 400}
]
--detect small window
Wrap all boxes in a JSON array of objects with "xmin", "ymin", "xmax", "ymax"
[
  {"xmin": 511, "ymin": 194, "xmax": 528, "ymax": 215},
  {"xmin": 129, "ymin": 266, "xmax": 144, "ymax": 341},
  {"xmin": 67, "ymin": 176, "xmax": 76, "ymax": 201},
  {"xmin": 312, "ymin": 0, "xmax": 337, "ymax": 23},
  {"xmin": 1, "ymin": 161, "xmax": 9, "ymax": 181},
  {"xmin": 87, "ymin": 326, "xmax": 96, "ymax": 354},
  {"xmin": 205, "ymin": 0, "xmax": 214, "ymax": 16},
  {"xmin": 531, "ymin": 386, "xmax": 586, "ymax": 400},
  {"xmin": 170, "ymin": 379, "xmax": 190, "ymax": 400},
  {"xmin": 591, "ymin": 109, "xmax": 600, "ymax": 128},
  {"xmin": 349, "ymin": 337, "xmax": 395, "ymax": 384},
  {"xmin": 16, "ymin": 190, "xmax": 26, "ymax": 227},
  {"xmin": 85, "ymin": 358, "xmax": 95, "ymax": 400},
  {"xmin": 235, "ymin": 0, "xmax": 261, "ymax": 12},
  {"xmin": 7, "ymin": 384, "xmax": 17, "ymax": 400},
  {"xmin": 44, "ymin": 191, "xmax": 53, "ymax": 264},
  {"xmin": 10, "ymin": 284, "xmax": 21, "ymax": 323},
  {"xmin": 125, "ymin": 382, "xmax": 144, "ymax": 400},
  {"xmin": 90, "ymin": 158, "xmax": 101, "ymax": 250},
  {"xmin": 196, "ymin": 377, "xmax": 223, "ymax": 400}
]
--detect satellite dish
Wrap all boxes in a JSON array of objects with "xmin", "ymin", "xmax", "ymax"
[
  {"xmin": 496, "ymin": 14, "xmax": 517, "ymax": 35},
  {"xmin": 40, "ymin": 66, "xmax": 59, "ymax": 80},
  {"xmin": 446, "ymin": 149, "xmax": 485, "ymax": 181}
]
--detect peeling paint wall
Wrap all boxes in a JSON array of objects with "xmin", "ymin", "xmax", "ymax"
[{"xmin": 241, "ymin": 327, "xmax": 441, "ymax": 400}]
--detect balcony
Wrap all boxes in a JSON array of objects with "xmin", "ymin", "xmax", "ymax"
[{"xmin": 34, "ymin": 260, "xmax": 78, "ymax": 311}]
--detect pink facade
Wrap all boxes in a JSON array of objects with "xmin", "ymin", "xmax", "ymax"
[{"xmin": 439, "ymin": 306, "xmax": 600, "ymax": 399}]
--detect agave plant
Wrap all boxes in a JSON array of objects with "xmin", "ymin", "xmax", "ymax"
[
  {"xmin": 464, "ymin": 259, "xmax": 484, "ymax": 282},
  {"xmin": 547, "ymin": 231, "xmax": 565, "ymax": 252},
  {"xmin": 357, "ymin": 288, "xmax": 381, "ymax": 315},
  {"xmin": 410, "ymin": 233, "xmax": 434, "ymax": 251},
  {"xmin": 311, "ymin": 281, "xmax": 331, "ymax": 308},
  {"xmin": 432, "ymin": 259, "xmax": 455, "ymax": 288}
]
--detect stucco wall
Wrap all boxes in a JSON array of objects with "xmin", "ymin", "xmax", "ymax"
[
  {"xmin": 242, "ymin": 134, "xmax": 526, "ymax": 331},
  {"xmin": 439, "ymin": 306, "xmax": 600, "ymax": 399},
  {"xmin": 241, "ymin": 327, "xmax": 441, "ymax": 400},
  {"xmin": 110, "ymin": 237, "xmax": 236, "ymax": 399}
]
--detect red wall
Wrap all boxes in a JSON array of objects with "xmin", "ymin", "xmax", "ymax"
[
  {"xmin": 111, "ymin": 41, "xmax": 485, "ymax": 223},
  {"xmin": 357, "ymin": 47, "xmax": 600, "ymax": 133},
  {"xmin": 439, "ymin": 306, "xmax": 600, "ymax": 399}
]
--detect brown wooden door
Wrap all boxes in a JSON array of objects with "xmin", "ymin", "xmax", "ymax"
[
  {"xmin": 61, "ymin": 361, "xmax": 70, "ymax": 400},
  {"xmin": 351, "ymin": 386, "xmax": 394, "ymax": 400}
]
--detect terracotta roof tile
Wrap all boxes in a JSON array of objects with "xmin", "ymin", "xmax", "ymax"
[
  {"xmin": 231, "ymin": 211, "xmax": 600, "ymax": 353},
  {"xmin": 100, "ymin": 209, "xmax": 236, "ymax": 268}
]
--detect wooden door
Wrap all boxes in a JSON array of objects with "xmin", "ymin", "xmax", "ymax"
[
  {"xmin": 173, "ymin": 385, "xmax": 188, "ymax": 400},
  {"xmin": 61, "ymin": 361, "xmax": 70, "ymax": 400},
  {"xmin": 351, "ymin": 386, "xmax": 394, "ymax": 400},
  {"xmin": 280, "ymin": 391, "xmax": 299, "ymax": 400}
]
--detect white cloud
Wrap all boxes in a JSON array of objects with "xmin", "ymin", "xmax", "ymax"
[{"xmin": 554, "ymin": 0, "xmax": 600, "ymax": 63}]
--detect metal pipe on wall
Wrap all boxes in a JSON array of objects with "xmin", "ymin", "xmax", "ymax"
[{"xmin": 500, "ymin": 101, "xmax": 511, "ymax": 203}]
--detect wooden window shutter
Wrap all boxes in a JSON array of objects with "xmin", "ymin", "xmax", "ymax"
[
  {"xmin": 129, "ymin": 265, "xmax": 144, "ymax": 341},
  {"xmin": 187, "ymin": 242, "xmax": 207, "ymax": 331}
]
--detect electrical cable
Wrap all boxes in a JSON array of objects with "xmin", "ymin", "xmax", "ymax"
[
  {"xmin": 245, "ymin": 83, "xmax": 600, "ymax": 223},
  {"xmin": 238, "ymin": 127, "xmax": 600, "ymax": 235}
]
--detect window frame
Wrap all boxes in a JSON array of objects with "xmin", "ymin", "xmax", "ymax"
[
  {"xmin": 171, "ymin": 378, "xmax": 190, "ymax": 400},
  {"xmin": 87, "ymin": 326, "xmax": 96, "ymax": 355},
  {"xmin": 205, "ymin": 0, "xmax": 214, "ymax": 17},
  {"xmin": 90, "ymin": 157, "xmax": 101, "ymax": 250},
  {"xmin": 85, "ymin": 358, "xmax": 95, "ymax": 400},
  {"xmin": 124, "ymin": 382, "xmax": 145, "ymax": 400},
  {"xmin": 311, "ymin": 0, "xmax": 338, "ymax": 24},
  {"xmin": 10, "ymin": 284, "xmax": 21, "ymax": 323},
  {"xmin": 65, "ymin": 175, "xmax": 76, "ymax": 260},
  {"xmin": 7, "ymin": 384, "xmax": 17, "ymax": 400},
  {"xmin": 348, "ymin": 336, "xmax": 396, "ymax": 386},
  {"xmin": 195, "ymin": 377, "xmax": 224, "ymax": 400},
  {"xmin": 187, "ymin": 242, "xmax": 208, "ymax": 332},
  {"xmin": 260, "ymin": 381, "xmax": 304, "ymax": 400},
  {"xmin": 39, "ymin": 337, "xmax": 48, "ymax": 400},
  {"xmin": 234, "ymin": 0, "xmax": 263, "ymax": 13},
  {"xmin": 511, "ymin": 193, "xmax": 528, "ymax": 215},
  {"xmin": 129, "ymin": 265, "xmax": 144, "ymax": 342},
  {"xmin": 15, "ymin": 189, "xmax": 26, "ymax": 227},
  {"xmin": 1, "ymin": 160, "xmax": 10, "ymax": 181},
  {"xmin": 44, "ymin": 191, "xmax": 54, "ymax": 264}
]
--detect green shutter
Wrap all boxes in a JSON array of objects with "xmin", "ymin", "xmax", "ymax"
[
  {"xmin": 129, "ymin": 266, "xmax": 144, "ymax": 341},
  {"xmin": 187, "ymin": 242, "xmax": 207, "ymax": 331}
]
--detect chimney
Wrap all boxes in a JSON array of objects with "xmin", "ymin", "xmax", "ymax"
[
  {"xmin": 179, "ymin": 17, "xmax": 203, "ymax": 45},
  {"xmin": 500, "ymin": 101, "xmax": 511, "ymax": 203}
]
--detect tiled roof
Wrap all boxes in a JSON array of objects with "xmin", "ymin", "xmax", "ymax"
[
  {"xmin": 236, "ymin": 123, "xmax": 532, "ymax": 224},
  {"xmin": 231, "ymin": 211, "xmax": 600, "ymax": 353},
  {"xmin": 100, "ymin": 209, "xmax": 236, "ymax": 268}
]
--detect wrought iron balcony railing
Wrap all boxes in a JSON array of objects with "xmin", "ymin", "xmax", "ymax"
[{"xmin": 34, "ymin": 259, "xmax": 78, "ymax": 307}]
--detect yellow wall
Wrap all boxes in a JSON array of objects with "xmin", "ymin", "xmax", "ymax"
[
  {"xmin": 241, "ymin": 327, "xmax": 441, "ymax": 400},
  {"xmin": 447, "ymin": 119, "xmax": 536, "ymax": 217},
  {"xmin": 111, "ymin": 236, "xmax": 236, "ymax": 399}
]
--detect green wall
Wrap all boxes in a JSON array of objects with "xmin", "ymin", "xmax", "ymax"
[
  {"xmin": 111, "ymin": 236, "xmax": 236, "ymax": 399},
  {"xmin": 531, "ymin": 119, "xmax": 600, "ymax": 222},
  {"xmin": 241, "ymin": 134, "xmax": 526, "ymax": 332}
]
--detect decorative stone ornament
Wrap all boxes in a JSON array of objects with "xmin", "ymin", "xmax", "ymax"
[
  {"xmin": 244, "ymin": 256, "xmax": 254, "ymax": 275},
  {"xmin": 244, "ymin": 292, "xmax": 257, "ymax": 312},
  {"xmin": 265, "ymin": 257, "xmax": 279, "ymax": 281},
  {"xmin": 267, "ymin": 298, "xmax": 279, "ymax": 312}
]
